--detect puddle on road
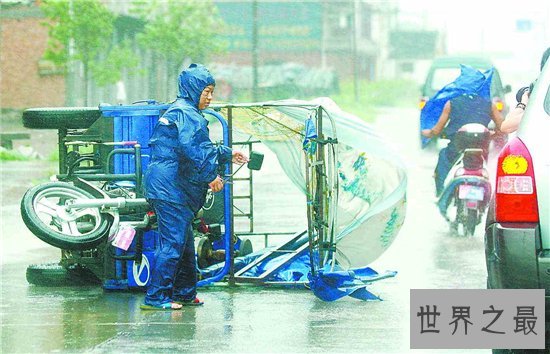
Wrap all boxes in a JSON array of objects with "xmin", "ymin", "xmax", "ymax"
[{"xmin": 2, "ymin": 261, "xmax": 404, "ymax": 353}]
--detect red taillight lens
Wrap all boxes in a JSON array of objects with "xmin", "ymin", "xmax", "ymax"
[
  {"xmin": 495, "ymin": 137, "xmax": 539, "ymax": 222},
  {"xmin": 493, "ymin": 98, "xmax": 505, "ymax": 112}
]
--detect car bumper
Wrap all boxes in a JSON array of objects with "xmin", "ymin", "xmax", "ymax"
[{"xmin": 485, "ymin": 222, "xmax": 545, "ymax": 291}]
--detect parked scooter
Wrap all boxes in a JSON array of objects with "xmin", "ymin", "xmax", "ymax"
[{"xmin": 437, "ymin": 123, "xmax": 492, "ymax": 236}]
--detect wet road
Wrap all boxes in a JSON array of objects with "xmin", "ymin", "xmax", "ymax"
[{"xmin": 1, "ymin": 107, "xmax": 492, "ymax": 353}]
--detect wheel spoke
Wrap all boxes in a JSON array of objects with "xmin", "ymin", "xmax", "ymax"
[
  {"xmin": 59, "ymin": 221, "xmax": 71, "ymax": 234},
  {"xmin": 35, "ymin": 204, "xmax": 57, "ymax": 218},
  {"xmin": 35, "ymin": 198, "xmax": 59, "ymax": 217},
  {"xmin": 61, "ymin": 221, "xmax": 82, "ymax": 236},
  {"xmin": 71, "ymin": 207, "xmax": 98, "ymax": 219},
  {"xmin": 68, "ymin": 221, "xmax": 82, "ymax": 235}
]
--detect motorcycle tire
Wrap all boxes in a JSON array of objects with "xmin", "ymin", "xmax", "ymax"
[
  {"xmin": 22, "ymin": 107, "xmax": 101, "ymax": 130},
  {"xmin": 21, "ymin": 182, "xmax": 111, "ymax": 251},
  {"xmin": 464, "ymin": 209, "xmax": 477, "ymax": 236}
]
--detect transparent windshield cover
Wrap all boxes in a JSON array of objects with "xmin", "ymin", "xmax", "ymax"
[{"xmin": 215, "ymin": 98, "xmax": 407, "ymax": 268}]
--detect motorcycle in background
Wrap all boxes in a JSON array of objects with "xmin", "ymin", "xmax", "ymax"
[{"xmin": 437, "ymin": 123, "xmax": 492, "ymax": 236}]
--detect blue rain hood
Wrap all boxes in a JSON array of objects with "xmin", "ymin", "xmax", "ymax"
[
  {"xmin": 420, "ymin": 65, "xmax": 494, "ymax": 147},
  {"xmin": 177, "ymin": 63, "xmax": 216, "ymax": 108}
]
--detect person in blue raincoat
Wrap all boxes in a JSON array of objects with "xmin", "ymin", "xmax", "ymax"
[
  {"xmin": 421, "ymin": 65, "xmax": 503, "ymax": 196},
  {"xmin": 141, "ymin": 64, "xmax": 248, "ymax": 310}
]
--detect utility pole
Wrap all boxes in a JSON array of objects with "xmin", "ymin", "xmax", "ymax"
[
  {"xmin": 252, "ymin": 0, "xmax": 259, "ymax": 102},
  {"xmin": 351, "ymin": 0, "xmax": 359, "ymax": 102},
  {"xmin": 321, "ymin": 2, "xmax": 326, "ymax": 68},
  {"xmin": 66, "ymin": 0, "xmax": 76, "ymax": 106}
]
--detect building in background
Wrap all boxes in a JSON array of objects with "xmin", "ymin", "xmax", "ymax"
[
  {"xmin": 1, "ymin": 0, "xmax": 149, "ymax": 109},
  {"xmin": 213, "ymin": 0, "xmax": 397, "ymax": 81},
  {"xmin": 1, "ymin": 2, "xmax": 65, "ymax": 109},
  {"xmin": 1, "ymin": 0, "xmax": 408, "ymax": 110},
  {"xmin": 1, "ymin": 0, "xmax": 400, "ymax": 109}
]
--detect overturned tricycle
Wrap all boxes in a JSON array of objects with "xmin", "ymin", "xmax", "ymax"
[{"xmin": 21, "ymin": 99, "xmax": 407, "ymax": 301}]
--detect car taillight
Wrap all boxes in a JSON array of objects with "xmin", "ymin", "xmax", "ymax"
[
  {"xmin": 495, "ymin": 137, "xmax": 539, "ymax": 222},
  {"xmin": 419, "ymin": 97, "xmax": 428, "ymax": 110},
  {"xmin": 493, "ymin": 98, "xmax": 505, "ymax": 112}
]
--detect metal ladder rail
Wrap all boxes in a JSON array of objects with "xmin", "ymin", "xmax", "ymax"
[
  {"xmin": 234, "ymin": 229, "xmax": 308, "ymax": 283},
  {"xmin": 231, "ymin": 140, "xmax": 260, "ymax": 233}
]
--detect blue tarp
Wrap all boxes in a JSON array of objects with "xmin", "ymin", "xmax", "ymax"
[
  {"xmin": 420, "ymin": 65, "xmax": 494, "ymax": 147},
  {"xmin": 200, "ymin": 245, "xmax": 397, "ymax": 301},
  {"xmin": 302, "ymin": 114, "xmax": 317, "ymax": 154},
  {"xmin": 309, "ymin": 268, "xmax": 384, "ymax": 302}
]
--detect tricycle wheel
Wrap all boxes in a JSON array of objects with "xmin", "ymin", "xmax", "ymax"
[
  {"xmin": 239, "ymin": 238, "xmax": 253, "ymax": 256},
  {"xmin": 22, "ymin": 107, "xmax": 101, "ymax": 129},
  {"xmin": 21, "ymin": 182, "xmax": 111, "ymax": 251},
  {"xmin": 26, "ymin": 262, "xmax": 101, "ymax": 286}
]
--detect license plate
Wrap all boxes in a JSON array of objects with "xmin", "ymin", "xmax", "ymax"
[{"xmin": 458, "ymin": 185, "xmax": 484, "ymax": 201}]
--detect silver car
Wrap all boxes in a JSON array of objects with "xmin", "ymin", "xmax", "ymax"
[{"xmin": 484, "ymin": 60, "xmax": 550, "ymax": 350}]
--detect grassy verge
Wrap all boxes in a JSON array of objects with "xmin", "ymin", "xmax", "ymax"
[
  {"xmin": 48, "ymin": 149, "xmax": 59, "ymax": 162},
  {"xmin": 231, "ymin": 79, "xmax": 419, "ymax": 123},
  {"xmin": 0, "ymin": 149, "xmax": 33, "ymax": 161},
  {"xmin": 332, "ymin": 79, "xmax": 419, "ymax": 122}
]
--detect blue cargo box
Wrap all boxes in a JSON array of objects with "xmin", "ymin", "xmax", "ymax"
[
  {"xmin": 100, "ymin": 102, "xmax": 170, "ymax": 175},
  {"xmin": 97, "ymin": 102, "xmax": 168, "ymax": 290},
  {"xmin": 104, "ymin": 230, "xmax": 158, "ymax": 290},
  {"xmin": 127, "ymin": 251, "xmax": 156, "ymax": 288}
]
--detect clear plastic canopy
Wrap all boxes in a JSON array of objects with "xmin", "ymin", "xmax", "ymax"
[{"xmin": 213, "ymin": 98, "xmax": 407, "ymax": 268}]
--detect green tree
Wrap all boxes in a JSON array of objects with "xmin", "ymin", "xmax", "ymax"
[
  {"xmin": 90, "ymin": 41, "xmax": 139, "ymax": 87},
  {"xmin": 41, "ymin": 0, "xmax": 138, "ymax": 104},
  {"xmin": 133, "ymin": 0, "xmax": 226, "ymax": 98}
]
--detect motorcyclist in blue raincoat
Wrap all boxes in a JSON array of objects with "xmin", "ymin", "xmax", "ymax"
[
  {"xmin": 422, "ymin": 93, "xmax": 503, "ymax": 196},
  {"xmin": 420, "ymin": 65, "xmax": 504, "ymax": 197},
  {"xmin": 141, "ymin": 64, "xmax": 248, "ymax": 310}
]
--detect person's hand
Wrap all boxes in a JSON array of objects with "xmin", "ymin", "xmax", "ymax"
[
  {"xmin": 421, "ymin": 129, "xmax": 433, "ymax": 138},
  {"xmin": 209, "ymin": 175, "xmax": 224, "ymax": 193},
  {"xmin": 232, "ymin": 151, "xmax": 248, "ymax": 165},
  {"xmin": 520, "ymin": 90, "xmax": 530, "ymax": 105}
]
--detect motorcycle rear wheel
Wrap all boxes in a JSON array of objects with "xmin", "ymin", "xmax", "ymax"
[
  {"xmin": 21, "ymin": 182, "xmax": 111, "ymax": 250},
  {"xmin": 463, "ymin": 208, "xmax": 477, "ymax": 236},
  {"xmin": 452, "ymin": 199, "xmax": 476, "ymax": 237}
]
